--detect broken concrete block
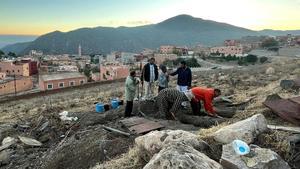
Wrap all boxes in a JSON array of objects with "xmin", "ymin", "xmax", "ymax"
[
  {"xmin": 265, "ymin": 67, "xmax": 275, "ymax": 75},
  {"xmin": 135, "ymin": 130, "xmax": 208, "ymax": 156},
  {"xmin": 214, "ymin": 114, "xmax": 267, "ymax": 144},
  {"xmin": 220, "ymin": 144, "xmax": 291, "ymax": 169},
  {"xmin": 144, "ymin": 143, "xmax": 223, "ymax": 169}
]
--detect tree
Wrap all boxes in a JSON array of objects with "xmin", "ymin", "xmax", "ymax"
[
  {"xmin": 8, "ymin": 52, "xmax": 17, "ymax": 58},
  {"xmin": 246, "ymin": 54, "xmax": 258, "ymax": 63},
  {"xmin": 0, "ymin": 50, "xmax": 4, "ymax": 59},
  {"xmin": 261, "ymin": 38, "xmax": 279, "ymax": 48}
]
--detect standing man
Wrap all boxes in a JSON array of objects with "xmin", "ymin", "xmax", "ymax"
[
  {"xmin": 141, "ymin": 57, "xmax": 158, "ymax": 99},
  {"xmin": 124, "ymin": 71, "xmax": 139, "ymax": 117},
  {"xmin": 170, "ymin": 60, "xmax": 192, "ymax": 92},
  {"xmin": 190, "ymin": 87, "xmax": 221, "ymax": 117}
]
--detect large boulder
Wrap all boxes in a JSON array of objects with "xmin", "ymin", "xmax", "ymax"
[
  {"xmin": 144, "ymin": 143, "xmax": 223, "ymax": 169},
  {"xmin": 214, "ymin": 114, "xmax": 267, "ymax": 144},
  {"xmin": 220, "ymin": 144, "xmax": 290, "ymax": 169},
  {"xmin": 135, "ymin": 130, "xmax": 208, "ymax": 156}
]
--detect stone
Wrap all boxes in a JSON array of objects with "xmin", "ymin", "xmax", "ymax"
[
  {"xmin": 0, "ymin": 137, "xmax": 16, "ymax": 151},
  {"xmin": 0, "ymin": 124, "xmax": 14, "ymax": 142},
  {"xmin": 144, "ymin": 143, "xmax": 223, "ymax": 169},
  {"xmin": 220, "ymin": 144, "xmax": 291, "ymax": 169},
  {"xmin": 0, "ymin": 149, "xmax": 13, "ymax": 166},
  {"xmin": 266, "ymin": 67, "xmax": 275, "ymax": 75},
  {"xmin": 280, "ymin": 80, "xmax": 295, "ymax": 90},
  {"xmin": 18, "ymin": 136, "xmax": 42, "ymax": 146},
  {"xmin": 214, "ymin": 114, "xmax": 267, "ymax": 144},
  {"xmin": 135, "ymin": 130, "xmax": 208, "ymax": 156}
]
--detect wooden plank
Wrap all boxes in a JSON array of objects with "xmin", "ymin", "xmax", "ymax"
[
  {"xmin": 120, "ymin": 117, "xmax": 150, "ymax": 127},
  {"xmin": 289, "ymin": 96, "xmax": 300, "ymax": 105},
  {"xmin": 129, "ymin": 121, "xmax": 164, "ymax": 134},
  {"xmin": 268, "ymin": 125, "xmax": 300, "ymax": 133}
]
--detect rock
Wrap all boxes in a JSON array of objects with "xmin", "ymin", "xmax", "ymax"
[
  {"xmin": 144, "ymin": 143, "xmax": 223, "ymax": 169},
  {"xmin": 214, "ymin": 114, "xmax": 267, "ymax": 144},
  {"xmin": 0, "ymin": 124, "xmax": 14, "ymax": 142},
  {"xmin": 135, "ymin": 130, "xmax": 208, "ymax": 156},
  {"xmin": 0, "ymin": 137, "xmax": 16, "ymax": 151},
  {"xmin": 266, "ymin": 67, "xmax": 275, "ymax": 75},
  {"xmin": 280, "ymin": 80, "xmax": 296, "ymax": 90},
  {"xmin": 18, "ymin": 136, "xmax": 42, "ymax": 146},
  {"xmin": 220, "ymin": 144, "xmax": 291, "ymax": 169},
  {"xmin": 0, "ymin": 149, "xmax": 13, "ymax": 166}
]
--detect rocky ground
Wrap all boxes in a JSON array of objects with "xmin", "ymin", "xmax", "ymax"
[{"xmin": 0, "ymin": 56, "xmax": 299, "ymax": 169}]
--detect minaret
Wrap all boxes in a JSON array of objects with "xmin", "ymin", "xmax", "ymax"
[{"xmin": 78, "ymin": 44, "xmax": 82, "ymax": 57}]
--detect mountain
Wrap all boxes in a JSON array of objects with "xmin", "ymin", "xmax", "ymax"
[
  {"xmin": 0, "ymin": 35, "xmax": 37, "ymax": 49},
  {"xmin": 259, "ymin": 29, "xmax": 300, "ymax": 36},
  {"xmin": 3, "ymin": 15, "xmax": 299, "ymax": 55}
]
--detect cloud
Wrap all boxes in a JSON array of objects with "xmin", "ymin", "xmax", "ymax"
[{"xmin": 126, "ymin": 20, "xmax": 152, "ymax": 25}]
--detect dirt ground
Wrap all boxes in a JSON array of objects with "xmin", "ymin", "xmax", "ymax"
[{"xmin": 0, "ymin": 56, "xmax": 299, "ymax": 169}]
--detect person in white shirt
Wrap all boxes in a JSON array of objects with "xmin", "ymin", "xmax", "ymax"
[{"xmin": 141, "ymin": 58, "xmax": 158, "ymax": 99}]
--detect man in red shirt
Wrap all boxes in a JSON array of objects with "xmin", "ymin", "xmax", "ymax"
[{"xmin": 190, "ymin": 87, "xmax": 221, "ymax": 117}]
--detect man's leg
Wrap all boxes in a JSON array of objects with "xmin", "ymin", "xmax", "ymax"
[
  {"xmin": 124, "ymin": 101, "xmax": 133, "ymax": 117},
  {"xmin": 190, "ymin": 100, "xmax": 201, "ymax": 116},
  {"xmin": 144, "ymin": 81, "xmax": 149, "ymax": 98},
  {"xmin": 149, "ymin": 82, "xmax": 155, "ymax": 96},
  {"xmin": 181, "ymin": 86, "xmax": 188, "ymax": 92}
]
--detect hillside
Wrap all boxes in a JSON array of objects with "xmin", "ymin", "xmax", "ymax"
[{"xmin": 2, "ymin": 15, "xmax": 258, "ymax": 55}]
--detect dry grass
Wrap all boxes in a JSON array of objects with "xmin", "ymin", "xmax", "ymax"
[{"xmin": 92, "ymin": 146, "xmax": 147, "ymax": 169}]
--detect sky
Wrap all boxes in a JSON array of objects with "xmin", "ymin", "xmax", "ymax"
[{"xmin": 1, "ymin": 0, "xmax": 300, "ymax": 35}]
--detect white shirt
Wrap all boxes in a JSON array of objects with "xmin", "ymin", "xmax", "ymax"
[{"xmin": 149, "ymin": 64, "xmax": 155, "ymax": 82}]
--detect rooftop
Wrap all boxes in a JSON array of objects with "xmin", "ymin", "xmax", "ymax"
[{"xmin": 40, "ymin": 72, "xmax": 86, "ymax": 81}]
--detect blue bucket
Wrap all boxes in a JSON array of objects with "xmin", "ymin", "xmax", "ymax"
[
  {"xmin": 96, "ymin": 103, "xmax": 105, "ymax": 113},
  {"xmin": 111, "ymin": 99, "xmax": 119, "ymax": 109}
]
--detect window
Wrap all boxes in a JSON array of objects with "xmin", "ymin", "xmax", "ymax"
[
  {"xmin": 47, "ymin": 84, "xmax": 53, "ymax": 89},
  {"xmin": 69, "ymin": 81, "xmax": 75, "ymax": 86},
  {"xmin": 18, "ymin": 70, "xmax": 20, "ymax": 72},
  {"xmin": 80, "ymin": 80, "xmax": 84, "ymax": 85},
  {"xmin": 12, "ymin": 70, "xmax": 14, "ymax": 73},
  {"xmin": 59, "ymin": 82, "xmax": 64, "ymax": 88}
]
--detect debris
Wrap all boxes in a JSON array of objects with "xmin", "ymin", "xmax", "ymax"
[
  {"xmin": 220, "ymin": 144, "xmax": 291, "ymax": 169},
  {"xmin": 0, "ymin": 137, "xmax": 16, "ymax": 151},
  {"xmin": 266, "ymin": 67, "xmax": 275, "ymax": 74},
  {"xmin": 135, "ymin": 130, "xmax": 208, "ymax": 156},
  {"xmin": 268, "ymin": 125, "xmax": 300, "ymax": 133},
  {"xmin": 232, "ymin": 140, "xmax": 250, "ymax": 155},
  {"xmin": 18, "ymin": 136, "xmax": 42, "ymax": 146},
  {"xmin": 59, "ymin": 111, "xmax": 78, "ymax": 121},
  {"xmin": 102, "ymin": 125, "xmax": 131, "ymax": 137},
  {"xmin": 214, "ymin": 114, "xmax": 268, "ymax": 144},
  {"xmin": 37, "ymin": 121, "xmax": 49, "ymax": 132},
  {"xmin": 263, "ymin": 96, "xmax": 300, "ymax": 126},
  {"xmin": 144, "ymin": 143, "xmax": 222, "ymax": 169},
  {"xmin": 120, "ymin": 117, "xmax": 164, "ymax": 134},
  {"xmin": 280, "ymin": 80, "xmax": 295, "ymax": 90}
]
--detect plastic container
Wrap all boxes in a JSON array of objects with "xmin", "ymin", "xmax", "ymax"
[
  {"xmin": 232, "ymin": 140, "xmax": 250, "ymax": 155},
  {"xmin": 95, "ymin": 103, "xmax": 105, "ymax": 113},
  {"xmin": 111, "ymin": 99, "xmax": 119, "ymax": 109}
]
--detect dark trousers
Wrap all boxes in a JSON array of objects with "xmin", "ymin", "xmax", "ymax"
[
  {"xmin": 124, "ymin": 101, "xmax": 133, "ymax": 117},
  {"xmin": 158, "ymin": 86, "xmax": 166, "ymax": 93},
  {"xmin": 190, "ymin": 100, "xmax": 204, "ymax": 116}
]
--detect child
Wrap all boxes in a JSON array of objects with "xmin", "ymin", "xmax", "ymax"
[
  {"xmin": 124, "ymin": 70, "xmax": 139, "ymax": 117},
  {"xmin": 158, "ymin": 65, "xmax": 169, "ymax": 92}
]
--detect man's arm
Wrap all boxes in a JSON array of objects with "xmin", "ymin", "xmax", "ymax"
[
  {"xmin": 187, "ymin": 68, "xmax": 192, "ymax": 87},
  {"xmin": 169, "ymin": 68, "xmax": 179, "ymax": 76},
  {"xmin": 203, "ymin": 94, "xmax": 215, "ymax": 115}
]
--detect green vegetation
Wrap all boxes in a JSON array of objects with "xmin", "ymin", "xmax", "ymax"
[
  {"xmin": 261, "ymin": 38, "xmax": 279, "ymax": 48},
  {"xmin": 259, "ymin": 56, "xmax": 268, "ymax": 63},
  {"xmin": 0, "ymin": 50, "xmax": 4, "ymax": 59},
  {"xmin": 163, "ymin": 57, "xmax": 200, "ymax": 67},
  {"xmin": 207, "ymin": 54, "xmax": 258, "ymax": 66},
  {"xmin": 8, "ymin": 51, "xmax": 17, "ymax": 58}
]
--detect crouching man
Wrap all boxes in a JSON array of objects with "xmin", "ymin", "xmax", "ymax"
[
  {"xmin": 124, "ymin": 71, "xmax": 139, "ymax": 117},
  {"xmin": 190, "ymin": 87, "xmax": 221, "ymax": 117},
  {"xmin": 156, "ymin": 88, "xmax": 194, "ymax": 120}
]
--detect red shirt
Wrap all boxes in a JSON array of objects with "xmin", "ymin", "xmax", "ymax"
[{"xmin": 191, "ymin": 87, "xmax": 215, "ymax": 113}]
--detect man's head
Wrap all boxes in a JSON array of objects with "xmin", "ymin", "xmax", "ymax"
[
  {"xmin": 149, "ymin": 58, "xmax": 155, "ymax": 64},
  {"xmin": 130, "ymin": 70, "xmax": 136, "ymax": 77},
  {"xmin": 180, "ymin": 60, "xmax": 187, "ymax": 68},
  {"xmin": 214, "ymin": 89, "xmax": 221, "ymax": 97}
]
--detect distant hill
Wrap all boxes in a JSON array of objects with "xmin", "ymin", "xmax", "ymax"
[
  {"xmin": 259, "ymin": 29, "xmax": 300, "ymax": 36},
  {"xmin": 0, "ymin": 35, "xmax": 37, "ymax": 49},
  {"xmin": 2, "ymin": 15, "xmax": 300, "ymax": 55}
]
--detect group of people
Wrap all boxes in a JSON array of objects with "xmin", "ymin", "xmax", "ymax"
[{"xmin": 124, "ymin": 57, "xmax": 221, "ymax": 119}]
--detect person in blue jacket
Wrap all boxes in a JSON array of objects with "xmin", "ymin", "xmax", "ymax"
[{"xmin": 170, "ymin": 60, "xmax": 192, "ymax": 92}]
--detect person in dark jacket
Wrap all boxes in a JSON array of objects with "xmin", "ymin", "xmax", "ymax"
[
  {"xmin": 141, "ymin": 58, "xmax": 158, "ymax": 99},
  {"xmin": 170, "ymin": 60, "xmax": 192, "ymax": 92}
]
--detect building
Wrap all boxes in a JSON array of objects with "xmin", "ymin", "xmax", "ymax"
[
  {"xmin": 193, "ymin": 46, "xmax": 210, "ymax": 56},
  {"xmin": 29, "ymin": 50, "xmax": 43, "ymax": 56},
  {"xmin": 120, "ymin": 52, "xmax": 136, "ymax": 64},
  {"xmin": 100, "ymin": 65, "xmax": 129, "ymax": 81},
  {"xmin": 39, "ymin": 72, "xmax": 87, "ymax": 91},
  {"xmin": 224, "ymin": 40, "xmax": 240, "ymax": 46},
  {"xmin": 0, "ymin": 72, "xmax": 6, "ymax": 80},
  {"xmin": 0, "ymin": 77, "xmax": 33, "ymax": 96},
  {"xmin": 153, "ymin": 54, "xmax": 177, "ymax": 65},
  {"xmin": 78, "ymin": 44, "xmax": 82, "ymax": 57},
  {"xmin": 160, "ymin": 45, "xmax": 175, "ymax": 54},
  {"xmin": 20, "ymin": 58, "xmax": 38, "ymax": 75},
  {"xmin": 106, "ymin": 54, "xmax": 116, "ymax": 62},
  {"xmin": 57, "ymin": 65, "xmax": 79, "ymax": 72},
  {"xmin": 210, "ymin": 46, "xmax": 244, "ymax": 56},
  {"xmin": 0, "ymin": 61, "xmax": 30, "ymax": 76}
]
